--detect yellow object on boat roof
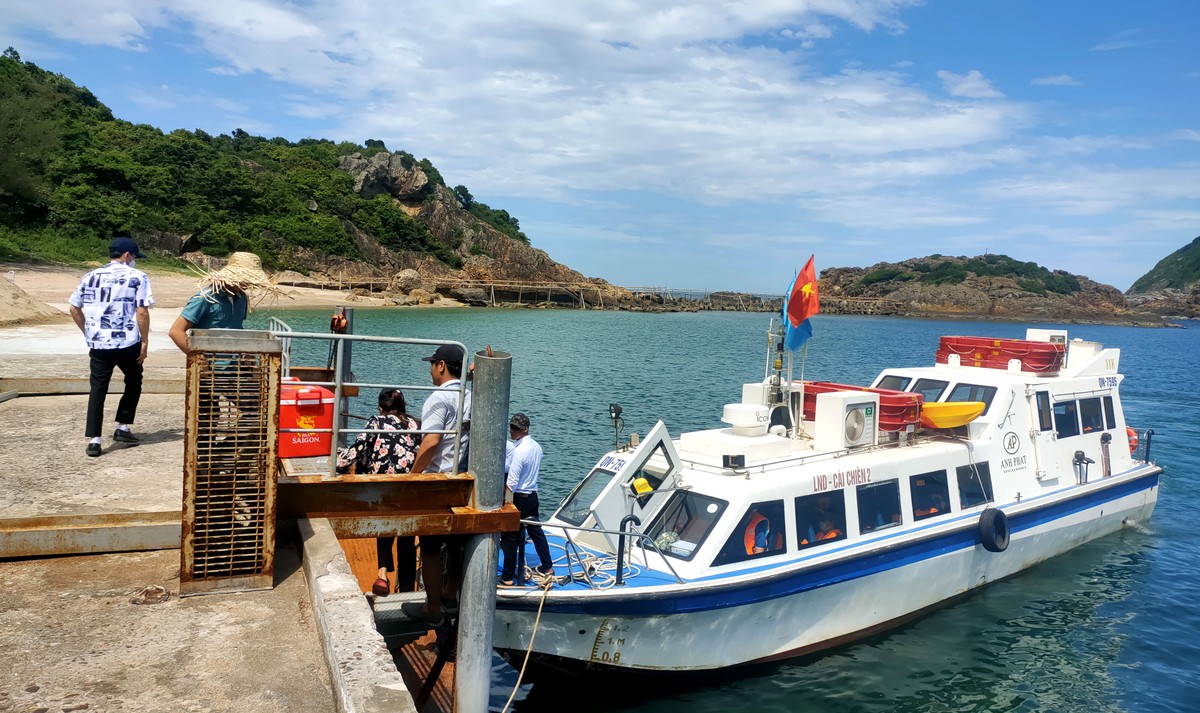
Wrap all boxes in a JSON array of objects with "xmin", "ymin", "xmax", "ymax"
[{"xmin": 920, "ymin": 401, "xmax": 986, "ymax": 429}]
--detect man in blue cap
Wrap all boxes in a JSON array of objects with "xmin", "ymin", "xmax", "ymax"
[{"xmin": 68, "ymin": 236, "xmax": 154, "ymax": 457}]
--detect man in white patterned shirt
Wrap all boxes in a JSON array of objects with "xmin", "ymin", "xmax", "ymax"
[{"xmin": 68, "ymin": 237, "xmax": 154, "ymax": 457}]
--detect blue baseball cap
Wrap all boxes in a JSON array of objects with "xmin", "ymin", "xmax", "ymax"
[{"xmin": 109, "ymin": 236, "xmax": 144, "ymax": 258}]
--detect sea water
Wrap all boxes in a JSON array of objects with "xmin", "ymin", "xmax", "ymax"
[{"xmin": 252, "ymin": 308, "xmax": 1199, "ymax": 712}]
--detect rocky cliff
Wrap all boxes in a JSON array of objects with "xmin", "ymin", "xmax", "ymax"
[
  {"xmin": 1125, "ymin": 235, "xmax": 1200, "ymax": 319},
  {"xmin": 273, "ymin": 151, "xmax": 635, "ymax": 306}
]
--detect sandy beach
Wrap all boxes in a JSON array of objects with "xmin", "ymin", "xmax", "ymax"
[{"xmin": 0, "ymin": 261, "xmax": 411, "ymax": 360}]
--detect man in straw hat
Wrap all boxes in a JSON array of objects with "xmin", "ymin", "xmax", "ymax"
[{"xmin": 168, "ymin": 251, "xmax": 273, "ymax": 351}]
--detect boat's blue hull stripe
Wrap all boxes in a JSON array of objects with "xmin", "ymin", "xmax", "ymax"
[{"xmin": 499, "ymin": 469, "xmax": 1159, "ymax": 616}]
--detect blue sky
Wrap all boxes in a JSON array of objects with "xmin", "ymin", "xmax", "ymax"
[{"xmin": 3, "ymin": 1, "xmax": 1198, "ymax": 292}]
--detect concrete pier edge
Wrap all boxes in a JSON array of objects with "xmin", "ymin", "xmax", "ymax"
[{"xmin": 298, "ymin": 517, "xmax": 418, "ymax": 713}]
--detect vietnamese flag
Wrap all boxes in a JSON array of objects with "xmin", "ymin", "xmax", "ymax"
[{"xmin": 783, "ymin": 255, "xmax": 819, "ymax": 351}]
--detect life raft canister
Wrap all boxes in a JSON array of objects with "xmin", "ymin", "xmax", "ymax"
[
  {"xmin": 1126, "ymin": 427, "xmax": 1138, "ymax": 455},
  {"xmin": 979, "ymin": 507, "xmax": 1010, "ymax": 553}
]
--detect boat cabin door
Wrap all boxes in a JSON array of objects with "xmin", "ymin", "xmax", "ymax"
[{"xmin": 552, "ymin": 421, "xmax": 683, "ymax": 553}]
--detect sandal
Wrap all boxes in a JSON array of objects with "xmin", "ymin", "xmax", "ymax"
[{"xmin": 371, "ymin": 578, "xmax": 390, "ymax": 597}]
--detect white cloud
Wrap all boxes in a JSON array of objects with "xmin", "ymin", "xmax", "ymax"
[
  {"xmin": 1090, "ymin": 29, "xmax": 1158, "ymax": 52},
  {"xmin": 1031, "ymin": 74, "xmax": 1081, "ymax": 87},
  {"xmin": 937, "ymin": 69, "xmax": 1003, "ymax": 98},
  {"xmin": 3, "ymin": 0, "xmax": 1194, "ymax": 292}
]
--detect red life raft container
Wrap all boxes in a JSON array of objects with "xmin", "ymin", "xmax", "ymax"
[
  {"xmin": 801, "ymin": 381, "xmax": 924, "ymax": 432},
  {"xmin": 935, "ymin": 336, "xmax": 1065, "ymax": 374}
]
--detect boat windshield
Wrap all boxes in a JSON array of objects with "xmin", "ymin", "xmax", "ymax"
[
  {"xmin": 555, "ymin": 468, "xmax": 617, "ymax": 526},
  {"xmin": 644, "ymin": 491, "xmax": 728, "ymax": 561}
]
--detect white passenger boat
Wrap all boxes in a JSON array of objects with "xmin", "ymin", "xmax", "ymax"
[{"xmin": 493, "ymin": 325, "xmax": 1161, "ymax": 674}]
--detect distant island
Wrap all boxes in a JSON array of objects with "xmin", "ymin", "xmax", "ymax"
[{"xmin": 2, "ymin": 49, "xmax": 1196, "ymax": 326}]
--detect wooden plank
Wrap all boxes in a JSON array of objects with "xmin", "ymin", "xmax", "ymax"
[
  {"xmin": 396, "ymin": 632, "xmax": 455, "ymax": 713},
  {"xmin": 0, "ymin": 511, "xmax": 182, "ymax": 557}
]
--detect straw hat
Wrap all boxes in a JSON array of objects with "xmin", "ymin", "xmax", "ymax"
[{"xmin": 198, "ymin": 252, "xmax": 275, "ymax": 294}]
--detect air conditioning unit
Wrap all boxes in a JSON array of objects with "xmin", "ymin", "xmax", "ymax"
[{"xmin": 814, "ymin": 391, "xmax": 879, "ymax": 451}]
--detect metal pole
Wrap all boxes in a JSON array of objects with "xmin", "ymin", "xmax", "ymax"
[
  {"xmin": 455, "ymin": 349, "xmax": 511, "ymax": 712},
  {"xmin": 336, "ymin": 307, "xmax": 354, "ymax": 448}
]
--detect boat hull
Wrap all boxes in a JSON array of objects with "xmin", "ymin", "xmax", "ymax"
[{"xmin": 494, "ymin": 466, "xmax": 1159, "ymax": 672}]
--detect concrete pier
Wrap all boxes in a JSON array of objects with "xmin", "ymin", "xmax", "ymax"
[{"xmin": 0, "ymin": 357, "xmax": 427, "ymax": 712}]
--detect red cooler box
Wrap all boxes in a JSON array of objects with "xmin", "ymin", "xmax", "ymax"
[{"xmin": 279, "ymin": 379, "xmax": 335, "ymax": 458}]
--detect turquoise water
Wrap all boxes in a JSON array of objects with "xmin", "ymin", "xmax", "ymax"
[{"xmin": 252, "ymin": 308, "xmax": 1199, "ymax": 712}]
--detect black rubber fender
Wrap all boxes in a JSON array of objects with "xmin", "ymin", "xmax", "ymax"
[{"xmin": 979, "ymin": 507, "xmax": 1010, "ymax": 553}]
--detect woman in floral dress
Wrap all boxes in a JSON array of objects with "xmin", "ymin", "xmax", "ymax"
[{"xmin": 336, "ymin": 388, "xmax": 420, "ymax": 595}]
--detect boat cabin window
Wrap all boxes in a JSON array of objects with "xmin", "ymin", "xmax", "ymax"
[
  {"xmin": 910, "ymin": 470, "xmax": 950, "ymax": 521},
  {"xmin": 876, "ymin": 375, "xmax": 911, "ymax": 391},
  {"xmin": 1079, "ymin": 397, "xmax": 1105, "ymax": 433},
  {"xmin": 555, "ymin": 468, "xmax": 616, "ymax": 527},
  {"xmin": 857, "ymin": 480, "xmax": 902, "ymax": 533},
  {"xmin": 1103, "ymin": 396, "xmax": 1116, "ymax": 429},
  {"xmin": 712, "ymin": 500, "xmax": 787, "ymax": 566},
  {"xmin": 1036, "ymin": 392, "xmax": 1053, "ymax": 431},
  {"xmin": 946, "ymin": 383, "xmax": 997, "ymax": 415},
  {"xmin": 645, "ymin": 491, "xmax": 728, "ymax": 561},
  {"xmin": 795, "ymin": 492, "xmax": 847, "ymax": 548},
  {"xmin": 911, "ymin": 378, "xmax": 950, "ymax": 403},
  {"xmin": 956, "ymin": 462, "xmax": 994, "ymax": 509},
  {"xmin": 1053, "ymin": 401, "xmax": 1080, "ymax": 438}
]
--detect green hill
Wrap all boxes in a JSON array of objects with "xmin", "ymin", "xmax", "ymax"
[
  {"xmin": 0, "ymin": 48, "xmax": 524, "ymax": 270},
  {"xmin": 1127, "ymin": 235, "xmax": 1200, "ymax": 294}
]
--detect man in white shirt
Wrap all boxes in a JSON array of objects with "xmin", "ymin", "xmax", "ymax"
[
  {"xmin": 403, "ymin": 344, "xmax": 471, "ymax": 626},
  {"xmin": 500, "ymin": 412, "xmax": 554, "ymax": 585},
  {"xmin": 68, "ymin": 237, "xmax": 154, "ymax": 457}
]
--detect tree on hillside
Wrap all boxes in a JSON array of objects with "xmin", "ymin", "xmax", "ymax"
[{"xmin": 0, "ymin": 49, "xmax": 60, "ymax": 221}]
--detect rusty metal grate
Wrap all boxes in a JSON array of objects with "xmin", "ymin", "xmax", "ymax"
[{"xmin": 181, "ymin": 330, "xmax": 281, "ymax": 596}]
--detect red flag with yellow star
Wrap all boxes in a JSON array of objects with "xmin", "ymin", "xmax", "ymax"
[{"xmin": 783, "ymin": 255, "xmax": 819, "ymax": 350}]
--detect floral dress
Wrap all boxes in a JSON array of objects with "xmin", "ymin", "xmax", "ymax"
[{"xmin": 336, "ymin": 414, "xmax": 420, "ymax": 475}]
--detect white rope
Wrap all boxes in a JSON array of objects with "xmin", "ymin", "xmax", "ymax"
[{"xmin": 500, "ymin": 578, "xmax": 553, "ymax": 713}]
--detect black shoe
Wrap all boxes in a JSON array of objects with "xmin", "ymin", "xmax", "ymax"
[
  {"xmin": 86, "ymin": 443, "xmax": 102, "ymax": 457},
  {"xmin": 113, "ymin": 429, "xmax": 140, "ymax": 444}
]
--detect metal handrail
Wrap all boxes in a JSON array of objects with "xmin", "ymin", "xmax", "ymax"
[
  {"xmin": 532, "ymin": 518, "xmax": 687, "ymax": 586},
  {"xmin": 269, "ymin": 324, "xmax": 469, "ymax": 479}
]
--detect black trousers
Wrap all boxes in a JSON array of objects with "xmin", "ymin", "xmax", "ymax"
[
  {"xmin": 376, "ymin": 536, "xmax": 417, "ymax": 592},
  {"xmin": 86, "ymin": 342, "xmax": 143, "ymax": 438},
  {"xmin": 501, "ymin": 491, "xmax": 554, "ymax": 581}
]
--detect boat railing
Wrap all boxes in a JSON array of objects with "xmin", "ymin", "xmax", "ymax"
[{"xmin": 534, "ymin": 518, "xmax": 688, "ymax": 587}]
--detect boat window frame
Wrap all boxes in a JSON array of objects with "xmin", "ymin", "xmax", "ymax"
[
  {"xmin": 795, "ymin": 491, "xmax": 847, "ymax": 549},
  {"xmin": 1079, "ymin": 397, "xmax": 1105, "ymax": 433},
  {"xmin": 554, "ymin": 467, "xmax": 618, "ymax": 527},
  {"xmin": 856, "ymin": 479, "xmax": 903, "ymax": 534},
  {"xmin": 946, "ymin": 383, "xmax": 998, "ymax": 415},
  {"xmin": 644, "ymin": 490, "xmax": 729, "ymax": 562},
  {"xmin": 1035, "ymin": 391, "xmax": 1053, "ymax": 431},
  {"xmin": 910, "ymin": 378, "xmax": 950, "ymax": 403},
  {"xmin": 1103, "ymin": 396, "xmax": 1116, "ymax": 430},
  {"xmin": 1053, "ymin": 400, "xmax": 1081, "ymax": 439},
  {"xmin": 909, "ymin": 469, "xmax": 951, "ymax": 521},
  {"xmin": 956, "ymin": 462, "xmax": 994, "ymax": 509},
  {"xmin": 875, "ymin": 374, "xmax": 911, "ymax": 391},
  {"xmin": 711, "ymin": 499, "xmax": 788, "ymax": 566}
]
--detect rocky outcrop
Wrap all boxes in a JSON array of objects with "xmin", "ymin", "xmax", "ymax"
[
  {"xmin": 818, "ymin": 258, "xmax": 1169, "ymax": 326},
  {"xmin": 337, "ymin": 152, "xmax": 429, "ymax": 200},
  {"xmin": 335, "ymin": 152, "xmax": 637, "ymax": 307}
]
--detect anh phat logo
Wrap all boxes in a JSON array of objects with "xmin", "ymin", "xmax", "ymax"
[{"xmin": 1003, "ymin": 432, "xmax": 1021, "ymax": 454}]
